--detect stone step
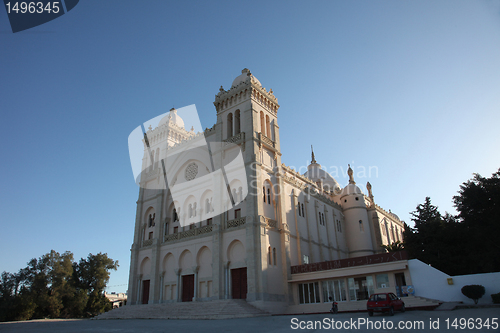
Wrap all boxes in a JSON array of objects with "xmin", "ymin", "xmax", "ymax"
[{"xmin": 95, "ymin": 299, "xmax": 270, "ymax": 320}]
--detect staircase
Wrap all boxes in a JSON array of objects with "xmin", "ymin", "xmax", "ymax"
[
  {"xmin": 95, "ymin": 299, "xmax": 270, "ymax": 320},
  {"xmin": 403, "ymin": 295, "xmax": 442, "ymax": 310}
]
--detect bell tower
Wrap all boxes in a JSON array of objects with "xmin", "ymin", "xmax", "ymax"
[{"xmin": 214, "ymin": 68, "xmax": 280, "ymax": 145}]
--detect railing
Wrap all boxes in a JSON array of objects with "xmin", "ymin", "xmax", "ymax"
[
  {"xmin": 163, "ymin": 224, "xmax": 214, "ymax": 243},
  {"xmin": 197, "ymin": 224, "xmax": 213, "ymax": 235},
  {"xmin": 265, "ymin": 218, "xmax": 277, "ymax": 228},
  {"xmin": 142, "ymin": 239, "xmax": 153, "ymax": 247},
  {"xmin": 226, "ymin": 217, "xmax": 246, "ymax": 229},
  {"xmin": 179, "ymin": 229, "xmax": 196, "ymax": 239},
  {"xmin": 224, "ymin": 132, "xmax": 245, "ymax": 146},
  {"xmin": 164, "ymin": 233, "xmax": 178, "ymax": 242},
  {"xmin": 259, "ymin": 132, "xmax": 275, "ymax": 148}
]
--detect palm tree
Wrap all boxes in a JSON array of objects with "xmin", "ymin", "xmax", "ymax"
[{"xmin": 382, "ymin": 241, "xmax": 404, "ymax": 252}]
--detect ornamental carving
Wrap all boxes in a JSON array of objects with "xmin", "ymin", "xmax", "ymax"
[{"xmin": 184, "ymin": 162, "xmax": 198, "ymax": 181}]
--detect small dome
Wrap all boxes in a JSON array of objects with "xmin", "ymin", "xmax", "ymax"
[
  {"xmin": 340, "ymin": 183, "xmax": 363, "ymax": 198},
  {"xmin": 232, "ymin": 68, "xmax": 261, "ymax": 88},
  {"xmin": 158, "ymin": 108, "xmax": 185, "ymax": 129},
  {"xmin": 389, "ymin": 210, "xmax": 400, "ymax": 221}
]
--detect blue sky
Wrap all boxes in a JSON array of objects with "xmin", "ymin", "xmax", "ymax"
[{"xmin": 1, "ymin": 0, "xmax": 499, "ymax": 293}]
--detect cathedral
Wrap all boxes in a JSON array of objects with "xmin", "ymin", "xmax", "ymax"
[{"xmin": 127, "ymin": 69, "xmax": 408, "ymax": 313}]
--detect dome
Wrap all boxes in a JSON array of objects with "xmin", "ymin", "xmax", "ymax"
[
  {"xmin": 389, "ymin": 210, "xmax": 400, "ymax": 221},
  {"xmin": 158, "ymin": 108, "xmax": 185, "ymax": 129},
  {"xmin": 340, "ymin": 183, "xmax": 363, "ymax": 198},
  {"xmin": 303, "ymin": 164, "xmax": 342, "ymax": 193},
  {"xmin": 231, "ymin": 68, "xmax": 261, "ymax": 88}
]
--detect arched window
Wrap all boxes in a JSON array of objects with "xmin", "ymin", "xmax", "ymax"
[
  {"xmin": 273, "ymin": 248, "xmax": 277, "ymax": 266},
  {"xmin": 260, "ymin": 111, "xmax": 265, "ymax": 134},
  {"xmin": 318, "ymin": 212, "xmax": 321, "ymax": 225},
  {"xmin": 205, "ymin": 199, "xmax": 210, "ymax": 214},
  {"xmin": 234, "ymin": 110, "xmax": 240, "ymax": 135},
  {"xmin": 173, "ymin": 208, "xmax": 178, "ymax": 222},
  {"xmin": 267, "ymin": 188, "xmax": 271, "ymax": 205},
  {"xmin": 297, "ymin": 204, "xmax": 301, "ymax": 217},
  {"xmin": 301, "ymin": 203, "xmax": 305, "ymax": 217},
  {"xmin": 188, "ymin": 204, "xmax": 193, "ymax": 218},
  {"xmin": 232, "ymin": 189, "xmax": 237, "ymax": 204},
  {"xmin": 193, "ymin": 202, "xmax": 197, "ymax": 217},
  {"xmin": 265, "ymin": 115, "xmax": 271, "ymax": 138},
  {"xmin": 227, "ymin": 113, "xmax": 233, "ymax": 138},
  {"xmin": 268, "ymin": 246, "xmax": 272, "ymax": 265},
  {"xmin": 263, "ymin": 187, "xmax": 266, "ymax": 203}
]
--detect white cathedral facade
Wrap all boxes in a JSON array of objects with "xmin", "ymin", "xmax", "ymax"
[{"xmin": 127, "ymin": 69, "xmax": 408, "ymax": 313}]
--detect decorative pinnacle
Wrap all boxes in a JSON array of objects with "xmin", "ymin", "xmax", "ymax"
[
  {"xmin": 311, "ymin": 145, "xmax": 317, "ymax": 164},
  {"xmin": 348, "ymin": 164, "xmax": 355, "ymax": 184},
  {"xmin": 367, "ymin": 181, "xmax": 373, "ymax": 199}
]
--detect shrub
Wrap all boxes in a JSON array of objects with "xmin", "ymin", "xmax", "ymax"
[
  {"xmin": 461, "ymin": 285, "xmax": 485, "ymax": 304},
  {"xmin": 491, "ymin": 292, "xmax": 500, "ymax": 304}
]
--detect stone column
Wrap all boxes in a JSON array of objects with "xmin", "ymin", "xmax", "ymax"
[
  {"xmin": 159, "ymin": 272, "xmax": 165, "ymax": 302},
  {"xmin": 224, "ymin": 261, "xmax": 230, "ymax": 299},
  {"xmin": 304, "ymin": 196, "xmax": 313, "ymax": 262},
  {"xmin": 314, "ymin": 200, "xmax": 324, "ymax": 262},
  {"xmin": 324, "ymin": 205, "xmax": 333, "ymax": 260},
  {"xmin": 192, "ymin": 266, "xmax": 199, "ymax": 301},
  {"xmin": 136, "ymin": 274, "xmax": 142, "ymax": 304},
  {"xmin": 292, "ymin": 190, "xmax": 302, "ymax": 265},
  {"xmin": 175, "ymin": 269, "xmax": 182, "ymax": 302},
  {"xmin": 275, "ymin": 168, "xmax": 292, "ymax": 303}
]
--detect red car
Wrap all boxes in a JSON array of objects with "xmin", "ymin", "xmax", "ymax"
[{"xmin": 366, "ymin": 293, "xmax": 405, "ymax": 316}]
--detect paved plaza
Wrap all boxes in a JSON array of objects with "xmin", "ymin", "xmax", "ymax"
[{"xmin": 0, "ymin": 308, "xmax": 498, "ymax": 333}]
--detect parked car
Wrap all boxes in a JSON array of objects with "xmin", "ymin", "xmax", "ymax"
[{"xmin": 366, "ymin": 293, "xmax": 405, "ymax": 316}]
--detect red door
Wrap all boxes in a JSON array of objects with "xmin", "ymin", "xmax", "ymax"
[
  {"xmin": 142, "ymin": 280, "xmax": 150, "ymax": 304},
  {"xmin": 231, "ymin": 268, "xmax": 247, "ymax": 299},
  {"xmin": 182, "ymin": 274, "xmax": 195, "ymax": 302}
]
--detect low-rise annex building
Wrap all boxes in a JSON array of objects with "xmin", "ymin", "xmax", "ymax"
[{"xmin": 127, "ymin": 69, "xmax": 407, "ymax": 313}]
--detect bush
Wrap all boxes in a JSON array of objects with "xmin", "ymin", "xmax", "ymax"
[
  {"xmin": 461, "ymin": 285, "xmax": 485, "ymax": 304},
  {"xmin": 491, "ymin": 292, "xmax": 500, "ymax": 304}
]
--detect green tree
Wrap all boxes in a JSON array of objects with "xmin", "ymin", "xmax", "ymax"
[
  {"xmin": 453, "ymin": 169, "xmax": 500, "ymax": 273},
  {"xmin": 0, "ymin": 251, "xmax": 118, "ymax": 322},
  {"xmin": 461, "ymin": 285, "xmax": 485, "ymax": 304},
  {"xmin": 74, "ymin": 253, "xmax": 118, "ymax": 316},
  {"xmin": 403, "ymin": 197, "xmax": 467, "ymax": 275}
]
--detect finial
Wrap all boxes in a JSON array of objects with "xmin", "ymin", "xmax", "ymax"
[
  {"xmin": 148, "ymin": 125, "xmax": 152, "ymax": 131},
  {"xmin": 348, "ymin": 164, "xmax": 355, "ymax": 184},
  {"xmin": 190, "ymin": 126, "xmax": 194, "ymax": 131},
  {"xmin": 170, "ymin": 107, "xmax": 176, "ymax": 112},
  {"xmin": 219, "ymin": 85, "xmax": 224, "ymax": 92},
  {"xmin": 270, "ymin": 88, "xmax": 273, "ymax": 94},
  {"xmin": 311, "ymin": 145, "xmax": 317, "ymax": 164},
  {"xmin": 367, "ymin": 181, "xmax": 373, "ymax": 200}
]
